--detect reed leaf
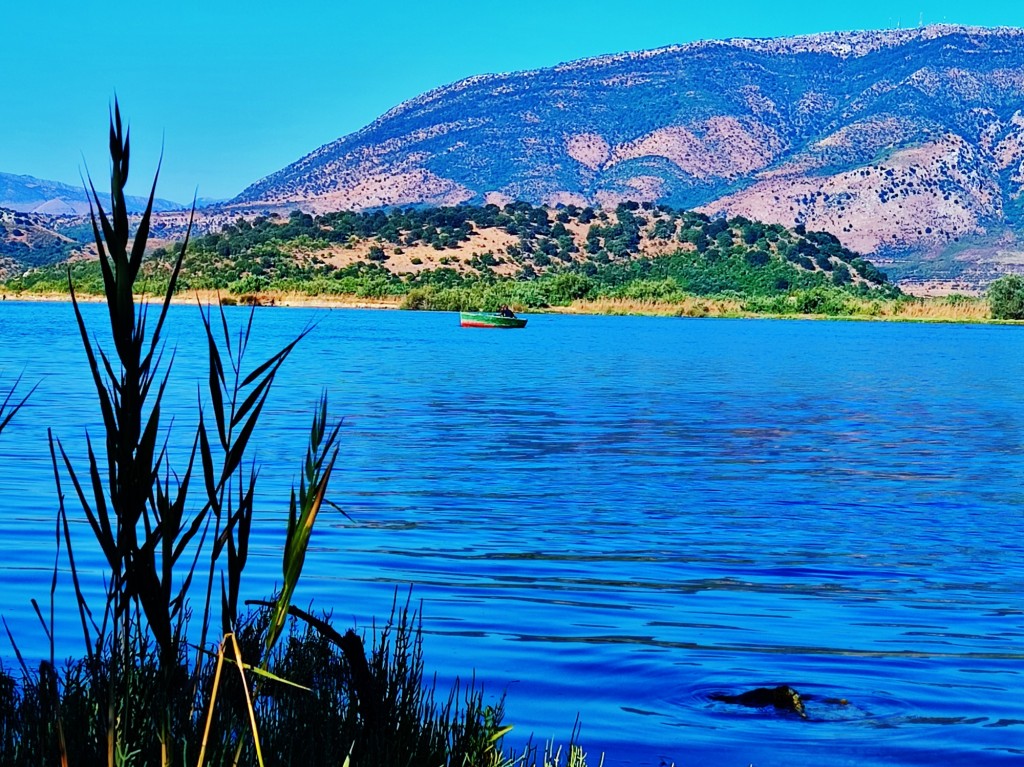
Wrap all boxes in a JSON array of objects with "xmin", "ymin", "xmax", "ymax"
[
  {"xmin": 128, "ymin": 157, "xmax": 161, "ymax": 276},
  {"xmin": 50, "ymin": 432, "xmax": 99, "ymax": 657},
  {"xmin": 68, "ymin": 280, "xmax": 117, "ymax": 438},
  {"xmin": 197, "ymin": 411, "xmax": 221, "ymax": 518},
  {"xmin": 57, "ymin": 438, "xmax": 116, "ymax": 567},
  {"xmin": 238, "ymin": 333, "xmax": 307, "ymax": 390},
  {"xmin": 221, "ymin": 469, "xmax": 256, "ymax": 632},
  {"xmin": 0, "ymin": 376, "xmax": 35, "ymax": 435},
  {"xmin": 199, "ymin": 304, "xmax": 228, "ymax": 450},
  {"xmin": 266, "ymin": 394, "xmax": 341, "ymax": 655}
]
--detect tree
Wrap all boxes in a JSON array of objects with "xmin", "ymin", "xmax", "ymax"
[
  {"xmin": 749, "ymin": 248, "xmax": 773, "ymax": 267},
  {"xmin": 988, "ymin": 274, "xmax": 1024, "ymax": 319},
  {"xmin": 832, "ymin": 263, "xmax": 852, "ymax": 286}
]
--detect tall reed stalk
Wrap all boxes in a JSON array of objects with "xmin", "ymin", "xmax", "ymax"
[
  {"xmin": 0, "ymin": 378, "xmax": 33, "ymax": 436},
  {"xmin": 49, "ymin": 101, "xmax": 342, "ymax": 766},
  {"xmin": 0, "ymin": 102, "xmax": 596, "ymax": 767}
]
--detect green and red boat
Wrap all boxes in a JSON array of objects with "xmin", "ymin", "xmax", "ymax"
[{"xmin": 459, "ymin": 311, "xmax": 528, "ymax": 329}]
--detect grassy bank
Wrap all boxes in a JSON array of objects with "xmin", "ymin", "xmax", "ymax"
[
  {"xmin": 2, "ymin": 285, "xmax": 999, "ymax": 323},
  {"xmin": 4, "ymin": 199, "xmax": 914, "ymax": 323},
  {"xmin": 556, "ymin": 293, "xmax": 994, "ymax": 322}
]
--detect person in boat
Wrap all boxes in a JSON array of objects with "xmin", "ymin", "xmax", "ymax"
[{"xmin": 498, "ymin": 304, "xmax": 516, "ymax": 318}]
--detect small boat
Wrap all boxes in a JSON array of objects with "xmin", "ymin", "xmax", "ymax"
[{"xmin": 459, "ymin": 311, "xmax": 527, "ymax": 328}]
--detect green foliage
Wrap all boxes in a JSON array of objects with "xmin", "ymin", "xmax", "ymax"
[
  {"xmin": 545, "ymin": 272, "xmax": 595, "ymax": 303},
  {"xmin": 402, "ymin": 281, "xmax": 548, "ymax": 312},
  {"xmin": 619, "ymin": 278, "xmax": 685, "ymax": 302},
  {"xmin": 3, "ymin": 198, "xmax": 899, "ymax": 321},
  {"xmin": 0, "ymin": 601, "xmax": 526, "ymax": 767},
  {"xmin": 987, "ymin": 274, "xmax": 1024, "ymax": 319},
  {"xmin": 229, "ymin": 274, "xmax": 270, "ymax": 294},
  {"xmin": 0, "ymin": 377, "xmax": 33, "ymax": 436},
  {"xmin": 794, "ymin": 287, "xmax": 850, "ymax": 316}
]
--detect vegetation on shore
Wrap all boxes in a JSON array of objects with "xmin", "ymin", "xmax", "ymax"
[
  {"xmin": 3, "ymin": 200, "xmax": 929, "ymax": 319},
  {"xmin": 988, "ymin": 274, "xmax": 1024, "ymax": 320},
  {"xmin": 0, "ymin": 106, "xmax": 602, "ymax": 766},
  {"xmin": 6, "ymin": 195, "xmax": 1022, "ymax": 321}
]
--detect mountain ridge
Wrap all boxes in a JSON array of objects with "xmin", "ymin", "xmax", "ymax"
[
  {"xmin": 228, "ymin": 24, "xmax": 1024, "ymax": 286},
  {"xmin": 0, "ymin": 171, "xmax": 184, "ymax": 216}
]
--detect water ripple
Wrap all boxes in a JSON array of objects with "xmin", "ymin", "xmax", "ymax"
[{"xmin": 1, "ymin": 305, "xmax": 1023, "ymax": 765}]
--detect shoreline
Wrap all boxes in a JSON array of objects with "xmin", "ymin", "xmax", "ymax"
[
  {"xmin": 0, "ymin": 289, "xmax": 405, "ymax": 311},
  {"xmin": 0, "ymin": 288, "xmax": 1009, "ymax": 324}
]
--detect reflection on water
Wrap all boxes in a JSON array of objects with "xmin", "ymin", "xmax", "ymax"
[{"xmin": 1, "ymin": 302, "xmax": 1023, "ymax": 766}]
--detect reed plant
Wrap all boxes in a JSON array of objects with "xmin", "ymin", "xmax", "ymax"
[
  {"xmin": 0, "ymin": 102, "xmax": 601, "ymax": 767},
  {"xmin": 0, "ymin": 377, "xmax": 33, "ymax": 437}
]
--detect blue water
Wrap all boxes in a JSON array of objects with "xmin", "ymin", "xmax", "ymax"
[{"xmin": 1, "ymin": 300, "xmax": 1023, "ymax": 766}]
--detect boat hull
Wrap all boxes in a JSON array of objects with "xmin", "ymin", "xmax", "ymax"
[{"xmin": 459, "ymin": 312, "xmax": 527, "ymax": 328}]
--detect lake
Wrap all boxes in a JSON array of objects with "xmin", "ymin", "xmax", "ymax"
[{"xmin": 0, "ymin": 300, "xmax": 1022, "ymax": 766}]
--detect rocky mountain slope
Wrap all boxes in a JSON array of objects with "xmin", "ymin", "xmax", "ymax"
[
  {"xmin": 231, "ymin": 24, "xmax": 1024, "ymax": 286},
  {"xmin": 0, "ymin": 207, "xmax": 91, "ymax": 277},
  {"xmin": 0, "ymin": 172, "xmax": 182, "ymax": 216}
]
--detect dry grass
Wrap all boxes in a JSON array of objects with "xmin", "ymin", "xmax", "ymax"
[
  {"xmin": 6, "ymin": 286, "xmax": 1008, "ymax": 323},
  {"xmin": 560, "ymin": 294, "xmax": 999, "ymax": 322},
  {"xmin": 0, "ymin": 287, "xmax": 404, "ymax": 310},
  {"xmin": 880, "ymin": 295, "xmax": 991, "ymax": 321},
  {"xmin": 559, "ymin": 296, "xmax": 744, "ymax": 317}
]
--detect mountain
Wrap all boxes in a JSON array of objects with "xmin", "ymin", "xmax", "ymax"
[
  {"xmin": 231, "ymin": 24, "xmax": 1024, "ymax": 286},
  {"xmin": 0, "ymin": 172, "xmax": 183, "ymax": 216}
]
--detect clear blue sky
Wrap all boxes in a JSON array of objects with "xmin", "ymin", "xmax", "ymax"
[{"xmin": 3, "ymin": 0, "xmax": 1023, "ymax": 204}]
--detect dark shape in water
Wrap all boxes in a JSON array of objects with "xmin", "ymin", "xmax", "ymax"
[{"xmin": 710, "ymin": 685, "xmax": 808, "ymax": 719}]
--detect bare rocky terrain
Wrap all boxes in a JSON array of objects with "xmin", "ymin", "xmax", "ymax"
[
  {"xmin": 8, "ymin": 26, "xmax": 1024, "ymax": 290},
  {"xmin": 229, "ymin": 25, "xmax": 1024, "ymax": 288}
]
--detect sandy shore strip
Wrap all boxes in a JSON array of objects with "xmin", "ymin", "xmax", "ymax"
[
  {"xmin": 0, "ymin": 289, "xmax": 1006, "ymax": 323},
  {"xmin": 0, "ymin": 289, "xmax": 404, "ymax": 311}
]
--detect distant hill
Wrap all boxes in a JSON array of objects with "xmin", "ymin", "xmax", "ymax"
[
  {"xmin": 230, "ymin": 24, "xmax": 1024, "ymax": 286},
  {"xmin": 5, "ymin": 202, "xmax": 903, "ymax": 320},
  {"xmin": 0, "ymin": 172, "xmax": 183, "ymax": 216},
  {"xmin": 0, "ymin": 207, "xmax": 91, "ymax": 276}
]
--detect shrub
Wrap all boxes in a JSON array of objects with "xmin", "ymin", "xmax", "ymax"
[
  {"xmin": 744, "ymin": 249, "xmax": 770, "ymax": 267},
  {"xmin": 229, "ymin": 274, "xmax": 270, "ymax": 294},
  {"xmin": 832, "ymin": 263, "xmax": 852, "ymax": 286},
  {"xmin": 794, "ymin": 288, "xmax": 848, "ymax": 316},
  {"xmin": 545, "ymin": 272, "xmax": 595, "ymax": 303},
  {"xmin": 988, "ymin": 274, "xmax": 1024, "ymax": 319}
]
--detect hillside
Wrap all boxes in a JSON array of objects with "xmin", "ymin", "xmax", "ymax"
[
  {"xmin": 0, "ymin": 207, "xmax": 91, "ymax": 276},
  {"xmin": 0, "ymin": 172, "xmax": 183, "ymax": 216},
  {"xmin": 230, "ymin": 25, "xmax": 1024, "ymax": 287},
  {"xmin": 6, "ymin": 202, "xmax": 906, "ymax": 319}
]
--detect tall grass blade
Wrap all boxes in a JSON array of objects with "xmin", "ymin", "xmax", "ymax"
[
  {"xmin": 0, "ymin": 375, "xmax": 35, "ymax": 434},
  {"xmin": 1, "ymin": 619, "xmax": 30, "ymax": 679},
  {"xmin": 265, "ymin": 395, "xmax": 341, "ymax": 654},
  {"xmin": 51, "ymin": 431, "xmax": 99, "ymax": 657},
  {"xmin": 68, "ymin": 280, "xmax": 117, "ymax": 438}
]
